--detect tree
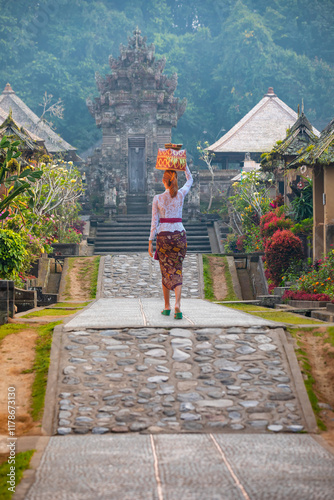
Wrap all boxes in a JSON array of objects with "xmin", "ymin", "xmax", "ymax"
[{"xmin": 0, "ymin": 136, "xmax": 43, "ymax": 219}]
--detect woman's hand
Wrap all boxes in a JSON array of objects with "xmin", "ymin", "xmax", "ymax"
[{"xmin": 148, "ymin": 240, "xmax": 154, "ymax": 258}]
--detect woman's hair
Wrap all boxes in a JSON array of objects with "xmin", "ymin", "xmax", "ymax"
[{"xmin": 163, "ymin": 169, "xmax": 178, "ymax": 198}]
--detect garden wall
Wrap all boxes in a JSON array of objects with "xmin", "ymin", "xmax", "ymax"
[{"xmin": 0, "ymin": 280, "xmax": 14, "ymax": 325}]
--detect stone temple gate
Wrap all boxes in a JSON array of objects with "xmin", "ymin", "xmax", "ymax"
[{"xmin": 86, "ymin": 28, "xmax": 187, "ymax": 216}]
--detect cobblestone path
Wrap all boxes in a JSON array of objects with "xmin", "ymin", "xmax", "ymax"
[
  {"xmin": 102, "ymin": 253, "xmax": 201, "ymax": 298},
  {"xmin": 57, "ymin": 325, "xmax": 305, "ymax": 435}
]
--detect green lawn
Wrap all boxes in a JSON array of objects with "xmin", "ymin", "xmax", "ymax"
[
  {"xmin": 219, "ymin": 303, "xmax": 270, "ymax": 312},
  {"xmin": 0, "ymin": 450, "xmax": 35, "ymax": 500},
  {"xmin": 22, "ymin": 308, "xmax": 78, "ymax": 318}
]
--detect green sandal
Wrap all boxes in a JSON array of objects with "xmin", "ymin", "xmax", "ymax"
[
  {"xmin": 174, "ymin": 309, "xmax": 183, "ymax": 320},
  {"xmin": 161, "ymin": 309, "xmax": 171, "ymax": 316}
]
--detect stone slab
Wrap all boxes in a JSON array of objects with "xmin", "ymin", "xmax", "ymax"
[
  {"xmin": 64, "ymin": 298, "xmax": 279, "ymax": 330},
  {"xmin": 23, "ymin": 434, "xmax": 334, "ymax": 500}
]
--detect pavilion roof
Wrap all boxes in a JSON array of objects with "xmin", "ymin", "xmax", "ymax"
[
  {"xmin": 289, "ymin": 117, "xmax": 334, "ymax": 168},
  {"xmin": 0, "ymin": 111, "xmax": 46, "ymax": 154},
  {"xmin": 0, "ymin": 83, "xmax": 77, "ymax": 157},
  {"xmin": 207, "ymin": 88, "xmax": 319, "ymax": 154}
]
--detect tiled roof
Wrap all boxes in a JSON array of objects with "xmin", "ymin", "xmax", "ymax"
[
  {"xmin": 208, "ymin": 88, "xmax": 319, "ymax": 154},
  {"xmin": 0, "ymin": 112, "xmax": 46, "ymax": 157},
  {"xmin": 0, "ymin": 83, "xmax": 76, "ymax": 155}
]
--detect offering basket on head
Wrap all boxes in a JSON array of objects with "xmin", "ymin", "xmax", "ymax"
[{"xmin": 155, "ymin": 143, "xmax": 186, "ymax": 172}]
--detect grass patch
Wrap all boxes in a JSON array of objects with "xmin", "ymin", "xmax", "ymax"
[
  {"xmin": 250, "ymin": 311, "xmax": 323, "ymax": 325},
  {"xmin": 90, "ymin": 256, "xmax": 100, "ymax": 299},
  {"xmin": 202, "ymin": 255, "xmax": 215, "ymax": 301},
  {"xmin": 327, "ymin": 326, "xmax": 334, "ymax": 347},
  {"xmin": 0, "ymin": 450, "xmax": 35, "ymax": 499},
  {"xmin": 22, "ymin": 308, "xmax": 78, "ymax": 318},
  {"xmin": 50, "ymin": 301, "xmax": 90, "ymax": 309},
  {"xmin": 289, "ymin": 328, "xmax": 327, "ymax": 431},
  {"xmin": 220, "ymin": 303, "xmax": 270, "ymax": 312},
  {"xmin": 202, "ymin": 255, "xmax": 238, "ymax": 301},
  {"xmin": 64, "ymin": 257, "xmax": 75, "ymax": 299},
  {"xmin": 30, "ymin": 322, "xmax": 61, "ymax": 421},
  {"xmin": 221, "ymin": 256, "xmax": 238, "ymax": 301},
  {"xmin": 0, "ymin": 323, "xmax": 31, "ymax": 344}
]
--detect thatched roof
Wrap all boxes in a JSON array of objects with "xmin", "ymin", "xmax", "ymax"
[
  {"xmin": 208, "ymin": 88, "xmax": 319, "ymax": 154},
  {"xmin": 0, "ymin": 112, "xmax": 46, "ymax": 154},
  {"xmin": 0, "ymin": 83, "xmax": 77, "ymax": 158},
  {"xmin": 289, "ymin": 117, "xmax": 334, "ymax": 168}
]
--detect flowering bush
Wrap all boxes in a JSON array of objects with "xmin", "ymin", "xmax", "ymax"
[
  {"xmin": 265, "ymin": 229, "xmax": 304, "ymax": 286},
  {"xmin": 282, "ymin": 290, "xmax": 331, "ymax": 302},
  {"xmin": 290, "ymin": 249, "xmax": 334, "ymax": 298},
  {"xmin": 259, "ymin": 208, "xmax": 293, "ymax": 242}
]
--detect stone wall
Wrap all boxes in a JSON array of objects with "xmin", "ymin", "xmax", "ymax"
[{"xmin": 0, "ymin": 280, "xmax": 14, "ymax": 325}]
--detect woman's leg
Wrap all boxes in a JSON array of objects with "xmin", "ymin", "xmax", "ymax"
[
  {"xmin": 162, "ymin": 282, "xmax": 171, "ymax": 310},
  {"xmin": 174, "ymin": 284, "xmax": 182, "ymax": 311}
]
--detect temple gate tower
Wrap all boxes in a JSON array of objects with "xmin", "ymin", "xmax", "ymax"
[{"xmin": 86, "ymin": 28, "xmax": 186, "ymax": 216}]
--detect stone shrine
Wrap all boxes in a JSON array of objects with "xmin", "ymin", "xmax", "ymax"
[{"xmin": 86, "ymin": 28, "xmax": 187, "ymax": 216}]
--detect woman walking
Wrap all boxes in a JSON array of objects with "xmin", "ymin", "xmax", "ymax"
[{"xmin": 148, "ymin": 164, "xmax": 193, "ymax": 319}]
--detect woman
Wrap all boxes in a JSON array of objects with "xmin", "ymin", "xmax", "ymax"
[{"xmin": 148, "ymin": 164, "xmax": 193, "ymax": 319}]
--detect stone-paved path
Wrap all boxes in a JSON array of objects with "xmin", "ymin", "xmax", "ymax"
[
  {"xmin": 102, "ymin": 253, "xmax": 201, "ymax": 298},
  {"xmin": 19, "ymin": 253, "xmax": 334, "ymax": 500},
  {"xmin": 57, "ymin": 325, "xmax": 305, "ymax": 435}
]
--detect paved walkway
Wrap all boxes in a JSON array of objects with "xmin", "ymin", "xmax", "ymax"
[
  {"xmin": 102, "ymin": 253, "xmax": 201, "ymax": 299},
  {"xmin": 24, "ymin": 434, "xmax": 334, "ymax": 500},
  {"xmin": 18, "ymin": 253, "xmax": 334, "ymax": 499}
]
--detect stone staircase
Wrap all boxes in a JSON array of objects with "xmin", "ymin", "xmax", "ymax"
[{"xmin": 94, "ymin": 215, "xmax": 212, "ymax": 254}]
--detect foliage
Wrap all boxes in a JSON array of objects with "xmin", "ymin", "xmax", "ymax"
[
  {"xmin": 289, "ymin": 249, "xmax": 334, "ymax": 298},
  {"xmin": 229, "ymin": 170, "xmax": 273, "ymax": 235},
  {"xmin": 283, "ymin": 290, "xmax": 332, "ymax": 302},
  {"xmin": 1, "ymin": 1, "xmax": 334, "ymax": 157},
  {"xmin": 292, "ymin": 217, "xmax": 313, "ymax": 236},
  {"xmin": 260, "ymin": 209, "xmax": 293, "ymax": 242},
  {"xmin": 0, "ymin": 229, "xmax": 27, "ymax": 280},
  {"xmin": 291, "ymin": 179, "xmax": 313, "ymax": 222},
  {"xmin": 0, "ymin": 136, "xmax": 42, "ymax": 218},
  {"xmin": 264, "ymin": 229, "xmax": 304, "ymax": 286}
]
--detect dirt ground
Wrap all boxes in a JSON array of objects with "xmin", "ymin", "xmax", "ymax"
[
  {"xmin": 295, "ymin": 328, "xmax": 334, "ymax": 448},
  {"xmin": 0, "ymin": 328, "xmax": 42, "ymax": 445},
  {"xmin": 63, "ymin": 256, "xmax": 97, "ymax": 301},
  {"xmin": 209, "ymin": 256, "xmax": 228, "ymax": 300}
]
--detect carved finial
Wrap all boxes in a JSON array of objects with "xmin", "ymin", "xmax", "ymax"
[
  {"xmin": 3, "ymin": 83, "xmax": 15, "ymax": 94},
  {"xmin": 134, "ymin": 26, "xmax": 141, "ymax": 49},
  {"xmin": 298, "ymin": 103, "xmax": 300, "ymax": 116},
  {"xmin": 301, "ymin": 98, "xmax": 304, "ymax": 114}
]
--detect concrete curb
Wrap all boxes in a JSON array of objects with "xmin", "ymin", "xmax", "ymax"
[
  {"xmin": 197, "ymin": 254, "xmax": 205, "ymax": 300},
  {"xmin": 278, "ymin": 328, "xmax": 318, "ymax": 433},
  {"xmin": 96, "ymin": 255, "xmax": 106, "ymax": 300}
]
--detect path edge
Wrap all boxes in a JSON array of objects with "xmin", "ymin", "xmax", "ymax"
[
  {"xmin": 278, "ymin": 328, "xmax": 318, "ymax": 433},
  {"xmin": 96, "ymin": 255, "xmax": 106, "ymax": 299},
  {"xmin": 42, "ymin": 324, "xmax": 63, "ymax": 436}
]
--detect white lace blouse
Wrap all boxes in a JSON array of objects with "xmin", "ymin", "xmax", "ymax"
[{"xmin": 149, "ymin": 165, "xmax": 193, "ymax": 241}]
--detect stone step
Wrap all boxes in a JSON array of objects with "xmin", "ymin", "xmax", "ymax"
[{"xmin": 94, "ymin": 244, "xmax": 212, "ymax": 252}]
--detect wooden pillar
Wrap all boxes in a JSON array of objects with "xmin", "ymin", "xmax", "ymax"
[
  {"xmin": 313, "ymin": 166, "xmax": 324, "ymax": 260},
  {"xmin": 324, "ymin": 165, "xmax": 334, "ymax": 255}
]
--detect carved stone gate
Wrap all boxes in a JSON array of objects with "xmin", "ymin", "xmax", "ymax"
[{"xmin": 86, "ymin": 28, "xmax": 187, "ymax": 217}]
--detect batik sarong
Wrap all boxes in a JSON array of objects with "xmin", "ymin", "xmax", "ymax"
[{"xmin": 156, "ymin": 231, "xmax": 187, "ymax": 290}]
